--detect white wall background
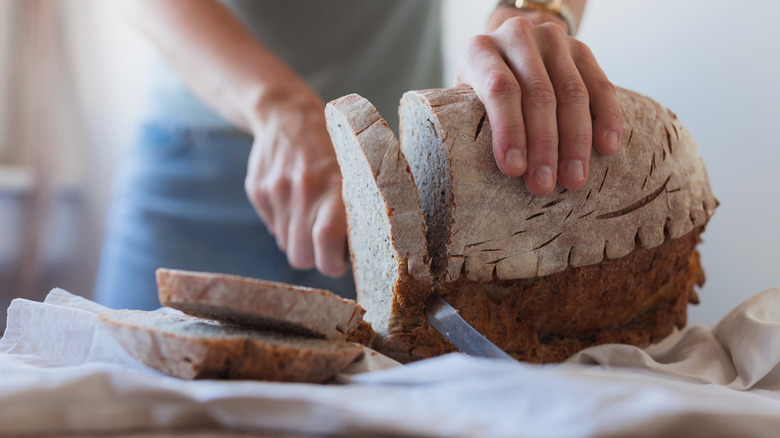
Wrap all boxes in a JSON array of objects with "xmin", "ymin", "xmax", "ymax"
[
  {"xmin": 579, "ymin": 1, "xmax": 780, "ymax": 325},
  {"xmin": 446, "ymin": 0, "xmax": 780, "ymax": 325},
  {"xmin": 2, "ymin": 0, "xmax": 775, "ymax": 329}
]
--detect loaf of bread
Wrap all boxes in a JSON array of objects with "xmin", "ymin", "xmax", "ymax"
[
  {"xmin": 99, "ymin": 309, "xmax": 363, "ymax": 383},
  {"xmin": 325, "ymin": 87, "xmax": 717, "ymax": 363}
]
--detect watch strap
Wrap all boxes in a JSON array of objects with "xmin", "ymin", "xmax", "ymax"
[{"xmin": 497, "ymin": 0, "xmax": 578, "ymax": 36}]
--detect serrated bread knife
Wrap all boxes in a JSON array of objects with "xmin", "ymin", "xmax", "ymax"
[{"xmin": 424, "ymin": 294, "xmax": 516, "ymax": 361}]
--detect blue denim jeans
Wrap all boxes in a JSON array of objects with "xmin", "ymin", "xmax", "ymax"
[{"xmin": 94, "ymin": 123, "xmax": 356, "ymax": 310}]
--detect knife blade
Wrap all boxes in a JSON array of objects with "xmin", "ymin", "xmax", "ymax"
[{"xmin": 424, "ymin": 294, "xmax": 516, "ymax": 361}]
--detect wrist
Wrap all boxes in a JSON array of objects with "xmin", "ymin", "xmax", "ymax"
[
  {"xmin": 491, "ymin": 0, "xmax": 575, "ymax": 35},
  {"xmin": 248, "ymin": 76, "xmax": 324, "ymax": 133}
]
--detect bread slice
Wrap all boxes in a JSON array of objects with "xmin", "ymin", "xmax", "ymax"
[
  {"xmin": 326, "ymin": 87, "xmax": 717, "ymax": 363},
  {"xmin": 156, "ymin": 268, "xmax": 366, "ymax": 341},
  {"xmin": 99, "ymin": 309, "xmax": 363, "ymax": 383},
  {"xmin": 324, "ymin": 95, "xmax": 432, "ymax": 343}
]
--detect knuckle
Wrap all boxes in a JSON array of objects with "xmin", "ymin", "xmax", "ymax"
[
  {"xmin": 495, "ymin": 122, "xmax": 526, "ymax": 140},
  {"xmin": 557, "ymin": 77, "xmax": 590, "ymax": 104},
  {"xmin": 286, "ymin": 230, "xmax": 315, "ymax": 269},
  {"xmin": 484, "ymin": 72, "xmax": 521, "ymax": 100},
  {"xmin": 292, "ymin": 170, "xmax": 330, "ymax": 207},
  {"xmin": 568, "ymin": 132, "xmax": 593, "ymax": 150},
  {"xmin": 313, "ymin": 219, "xmax": 346, "ymax": 259},
  {"xmin": 596, "ymin": 77, "xmax": 618, "ymax": 95},
  {"xmin": 596, "ymin": 100, "xmax": 625, "ymax": 127},
  {"xmin": 524, "ymin": 78, "xmax": 557, "ymax": 107},
  {"xmin": 534, "ymin": 134, "xmax": 559, "ymax": 154},
  {"xmin": 268, "ymin": 175, "xmax": 291, "ymax": 198},
  {"xmin": 569, "ymin": 38, "xmax": 592, "ymax": 57},
  {"xmin": 464, "ymin": 34, "xmax": 496, "ymax": 55},
  {"xmin": 244, "ymin": 178, "xmax": 267, "ymax": 205},
  {"xmin": 604, "ymin": 107, "xmax": 625, "ymax": 126},
  {"xmin": 313, "ymin": 203, "xmax": 344, "ymax": 240},
  {"xmin": 538, "ymin": 21, "xmax": 567, "ymax": 38},
  {"xmin": 501, "ymin": 16, "xmax": 535, "ymax": 37},
  {"xmin": 291, "ymin": 168, "xmax": 315, "ymax": 192},
  {"xmin": 313, "ymin": 220, "xmax": 341, "ymax": 247}
]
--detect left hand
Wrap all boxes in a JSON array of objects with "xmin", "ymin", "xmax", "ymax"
[
  {"xmin": 454, "ymin": 14, "xmax": 624, "ymax": 196},
  {"xmin": 244, "ymin": 83, "xmax": 349, "ymax": 278}
]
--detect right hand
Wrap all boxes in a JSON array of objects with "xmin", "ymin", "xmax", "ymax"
[
  {"xmin": 244, "ymin": 84, "xmax": 349, "ymax": 277},
  {"xmin": 454, "ymin": 14, "xmax": 623, "ymax": 196}
]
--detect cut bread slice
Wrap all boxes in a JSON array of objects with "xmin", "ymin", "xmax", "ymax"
[
  {"xmin": 156, "ymin": 268, "xmax": 366, "ymax": 341},
  {"xmin": 325, "ymin": 94, "xmax": 432, "ymax": 343},
  {"xmin": 99, "ymin": 309, "xmax": 363, "ymax": 383}
]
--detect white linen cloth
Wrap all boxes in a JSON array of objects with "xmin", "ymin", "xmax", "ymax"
[{"xmin": 2, "ymin": 288, "xmax": 780, "ymax": 437}]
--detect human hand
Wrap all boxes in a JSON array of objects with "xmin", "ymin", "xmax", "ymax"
[
  {"xmin": 245, "ymin": 85, "xmax": 349, "ymax": 277},
  {"xmin": 454, "ymin": 14, "xmax": 624, "ymax": 196}
]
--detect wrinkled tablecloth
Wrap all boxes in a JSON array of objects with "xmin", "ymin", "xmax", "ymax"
[{"xmin": 2, "ymin": 287, "xmax": 780, "ymax": 437}]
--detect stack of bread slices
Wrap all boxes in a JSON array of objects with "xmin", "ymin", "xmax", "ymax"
[{"xmin": 99, "ymin": 269, "xmax": 371, "ymax": 383}]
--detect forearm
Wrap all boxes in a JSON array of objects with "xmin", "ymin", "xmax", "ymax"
[
  {"xmin": 121, "ymin": 0, "xmax": 307, "ymax": 132},
  {"xmin": 488, "ymin": 0, "xmax": 587, "ymax": 34}
]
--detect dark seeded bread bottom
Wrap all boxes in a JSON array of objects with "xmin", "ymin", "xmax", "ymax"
[{"xmin": 379, "ymin": 229, "xmax": 705, "ymax": 363}]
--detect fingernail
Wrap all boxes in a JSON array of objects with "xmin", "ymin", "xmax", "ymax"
[
  {"xmin": 605, "ymin": 131, "xmax": 619, "ymax": 151},
  {"xmin": 564, "ymin": 160, "xmax": 585, "ymax": 182},
  {"xmin": 533, "ymin": 166, "xmax": 554, "ymax": 189},
  {"xmin": 505, "ymin": 148, "xmax": 526, "ymax": 172}
]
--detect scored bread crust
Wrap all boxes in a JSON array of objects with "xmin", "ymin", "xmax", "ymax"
[
  {"xmin": 325, "ymin": 94, "xmax": 432, "ymax": 308},
  {"xmin": 400, "ymin": 87, "xmax": 718, "ymax": 283},
  {"xmin": 156, "ymin": 268, "xmax": 366, "ymax": 341},
  {"xmin": 99, "ymin": 310, "xmax": 363, "ymax": 383}
]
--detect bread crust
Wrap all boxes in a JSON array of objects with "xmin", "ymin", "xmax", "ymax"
[
  {"xmin": 156, "ymin": 269, "xmax": 365, "ymax": 340},
  {"xmin": 379, "ymin": 228, "xmax": 705, "ymax": 363},
  {"xmin": 99, "ymin": 310, "xmax": 363, "ymax": 383}
]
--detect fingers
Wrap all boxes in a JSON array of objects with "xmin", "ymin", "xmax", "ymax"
[
  {"xmin": 285, "ymin": 177, "xmax": 348, "ymax": 277},
  {"xmin": 244, "ymin": 145, "xmax": 276, "ymax": 233},
  {"xmin": 456, "ymin": 35, "xmax": 528, "ymax": 179},
  {"xmin": 500, "ymin": 23, "xmax": 561, "ymax": 195},
  {"xmin": 246, "ymin": 140, "xmax": 348, "ymax": 276},
  {"xmin": 573, "ymin": 42, "xmax": 624, "ymax": 156},
  {"xmin": 253, "ymin": 169, "xmax": 346, "ymax": 275},
  {"xmin": 284, "ymin": 171, "xmax": 316, "ymax": 270},
  {"xmin": 264, "ymin": 165, "xmax": 293, "ymax": 253},
  {"xmin": 246, "ymin": 87, "xmax": 350, "ymax": 278},
  {"xmin": 544, "ymin": 40, "xmax": 592, "ymax": 191},
  {"xmin": 311, "ymin": 188, "xmax": 349, "ymax": 277},
  {"xmin": 455, "ymin": 16, "xmax": 624, "ymax": 195}
]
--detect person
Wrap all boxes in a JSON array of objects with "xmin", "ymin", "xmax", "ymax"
[{"xmin": 94, "ymin": 0, "xmax": 623, "ymax": 310}]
